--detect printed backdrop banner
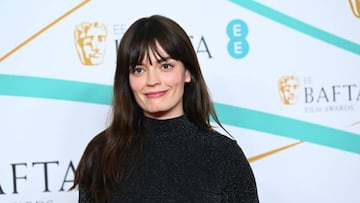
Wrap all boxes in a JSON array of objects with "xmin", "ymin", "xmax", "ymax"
[{"xmin": 1, "ymin": 0, "xmax": 360, "ymax": 202}]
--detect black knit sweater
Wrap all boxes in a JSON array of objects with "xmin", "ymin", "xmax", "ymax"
[{"xmin": 79, "ymin": 115, "xmax": 258, "ymax": 202}]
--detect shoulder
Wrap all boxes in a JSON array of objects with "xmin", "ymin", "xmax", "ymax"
[
  {"xmin": 197, "ymin": 128, "xmax": 239, "ymax": 148},
  {"xmin": 194, "ymin": 128, "xmax": 246, "ymax": 160},
  {"xmin": 83, "ymin": 130, "xmax": 107, "ymax": 157},
  {"xmin": 78, "ymin": 130, "xmax": 108, "ymax": 171}
]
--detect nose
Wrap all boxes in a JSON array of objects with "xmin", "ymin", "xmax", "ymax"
[
  {"xmin": 146, "ymin": 69, "xmax": 160, "ymax": 86},
  {"xmin": 91, "ymin": 39, "xmax": 99, "ymax": 51}
]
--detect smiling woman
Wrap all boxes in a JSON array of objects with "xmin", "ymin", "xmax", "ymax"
[
  {"xmin": 72, "ymin": 15, "xmax": 259, "ymax": 203},
  {"xmin": 129, "ymin": 43, "xmax": 191, "ymax": 119}
]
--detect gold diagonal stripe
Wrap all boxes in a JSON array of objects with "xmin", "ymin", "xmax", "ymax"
[
  {"xmin": 0, "ymin": 0, "xmax": 91, "ymax": 62},
  {"xmin": 247, "ymin": 120, "xmax": 359, "ymax": 163},
  {"xmin": 344, "ymin": 121, "xmax": 360, "ymax": 128},
  {"xmin": 248, "ymin": 141, "xmax": 304, "ymax": 163}
]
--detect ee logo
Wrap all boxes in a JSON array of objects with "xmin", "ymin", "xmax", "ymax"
[{"xmin": 227, "ymin": 19, "xmax": 249, "ymax": 59}]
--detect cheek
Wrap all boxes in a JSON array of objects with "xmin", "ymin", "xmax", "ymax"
[
  {"xmin": 163, "ymin": 72, "xmax": 184, "ymax": 86},
  {"xmin": 99, "ymin": 43, "xmax": 106, "ymax": 50},
  {"xmin": 129, "ymin": 76, "xmax": 140, "ymax": 92}
]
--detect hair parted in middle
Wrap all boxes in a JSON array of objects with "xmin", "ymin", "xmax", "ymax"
[{"xmin": 73, "ymin": 15, "xmax": 226, "ymax": 203}]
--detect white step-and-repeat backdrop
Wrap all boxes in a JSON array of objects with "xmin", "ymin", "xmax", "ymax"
[{"xmin": 1, "ymin": 0, "xmax": 360, "ymax": 202}]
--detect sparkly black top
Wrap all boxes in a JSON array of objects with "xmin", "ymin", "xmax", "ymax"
[{"xmin": 79, "ymin": 115, "xmax": 258, "ymax": 203}]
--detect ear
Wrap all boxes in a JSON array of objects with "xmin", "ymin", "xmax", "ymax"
[{"xmin": 185, "ymin": 69, "xmax": 191, "ymax": 83}]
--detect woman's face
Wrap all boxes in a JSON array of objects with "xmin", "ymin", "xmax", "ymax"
[{"xmin": 129, "ymin": 44, "xmax": 191, "ymax": 119}]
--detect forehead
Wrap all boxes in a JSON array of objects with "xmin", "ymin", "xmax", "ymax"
[
  {"xmin": 86, "ymin": 27, "xmax": 107, "ymax": 36},
  {"xmin": 139, "ymin": 42, "xmax": 172, "ymax": 64}
]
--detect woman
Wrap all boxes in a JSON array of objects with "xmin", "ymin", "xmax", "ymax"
[{"xmin": 73, "ymin": 15, "xmax": 259, "ymax": 203}]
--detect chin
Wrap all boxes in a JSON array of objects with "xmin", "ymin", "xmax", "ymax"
[{"xmin": 145, "ymin": 110, "xmax": 171, "ymax": 118}]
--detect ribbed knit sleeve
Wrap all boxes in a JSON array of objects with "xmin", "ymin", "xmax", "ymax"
[{"xmin": 222, "ymin": 140, "xmax": 259, "ymax": 202}]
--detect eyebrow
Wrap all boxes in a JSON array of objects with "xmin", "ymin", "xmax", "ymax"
[
  {"xmin": 156, "ymin": 56, "xmax": 173, "ymax": 63},
  {"xmin": 135, "ymin": 55, "xmax": 173, "ymax": 66}
]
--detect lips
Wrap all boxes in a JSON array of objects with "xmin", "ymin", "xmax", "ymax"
[{"xmin": 144, "ymin": 90, "xmax": 168, "ymax": 98}]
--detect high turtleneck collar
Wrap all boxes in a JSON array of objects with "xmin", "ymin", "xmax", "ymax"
[{"xmin": 143, "ymin": 114, "xmax": 194, "ymax": 138}]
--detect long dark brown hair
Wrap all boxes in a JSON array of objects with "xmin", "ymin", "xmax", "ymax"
[{"xmin": 72, "ymin": 15, "xmax": 226, "ymax": 203}]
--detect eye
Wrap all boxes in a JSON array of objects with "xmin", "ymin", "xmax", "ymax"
[
  {"xmin": 161, "ymin": 63, "xmax": 174, "ymax": 70},
  {"xmin": 98, "ymin": 36, "xmax": 106, "ymax": 42},
  {"xmin": 132, "ymin": 67, "xmax": 145, "ymax": 75}
]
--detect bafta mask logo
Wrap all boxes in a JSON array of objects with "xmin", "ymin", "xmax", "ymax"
[
  {"xmin": 349, "ymin": 0, "xmax": 360, "ymax": 18},
  {"xmin": 278, "ymin": 76, "xmax": 300, "ymax": 105},
  {"xmin": 74, "ymin": 22, "xmax": 108, "ymax": 66}
]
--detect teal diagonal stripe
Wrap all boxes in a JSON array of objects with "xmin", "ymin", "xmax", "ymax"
[
  {"xmin": 229, "ymin": 0, "xmax": 360, "ymax": 55},
  {"xmin": 215, "ymin": 103, "xmax": 360, "ymax": 155},
  {"xmin": 1, "ymin": 74, "xmax": 360, "ymax": 154},
  {"xmin": 0, "ymin": 74, "xmax": 112, "ymax": 105}
]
